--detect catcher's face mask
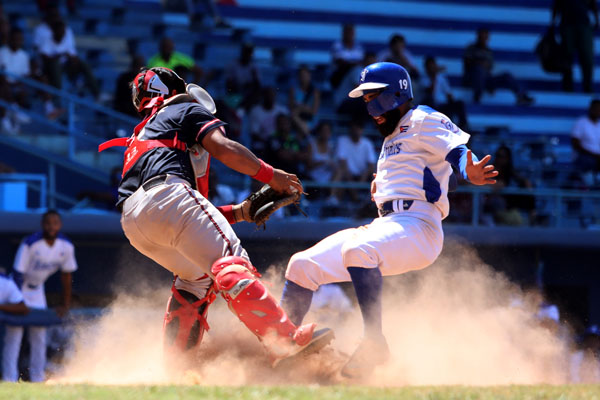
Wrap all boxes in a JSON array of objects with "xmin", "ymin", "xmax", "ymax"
[{"xmin": 131, "ymin": 70, "xmax": 170, "ymax": 112}]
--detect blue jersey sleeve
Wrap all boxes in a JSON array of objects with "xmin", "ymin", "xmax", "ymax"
[{"xmin": 445, "ymin": 144, "xmax": 479, "ymax": 182}]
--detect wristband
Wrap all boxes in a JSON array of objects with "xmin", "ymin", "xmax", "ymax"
[
  {"xmin": 216, "ymin": 205, "xmax": 236, "ymax": 224},
  {"xmin": 251, "ymin": 159, "xmax": 274, "ymax": 184}
]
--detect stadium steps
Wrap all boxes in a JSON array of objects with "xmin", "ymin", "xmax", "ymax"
[{"xmin": 73, "ymin": 150, "xmax": 124, "ymax": 171}]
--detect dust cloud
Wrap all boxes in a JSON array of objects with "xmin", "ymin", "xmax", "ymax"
[{"xmin": 53, "ymin": 240, "xmax": 577, "ymax": 386}]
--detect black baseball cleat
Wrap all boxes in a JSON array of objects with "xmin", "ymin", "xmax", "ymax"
[
  {"xmin": 341, "ymin": 335, "xmax": 390, "ymax": 379},
  {"xmin": 271, "ymin": 327, "xmax": 335, "ymax": 368}
]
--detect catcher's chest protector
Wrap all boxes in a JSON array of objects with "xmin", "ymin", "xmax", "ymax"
[
  {"xmin": 98, "ymin": 100, "xmax": 211, "ymax": 198},
  {"xmin": 99, "ymin": 101, "xmax": 187, "ymax": 177}
]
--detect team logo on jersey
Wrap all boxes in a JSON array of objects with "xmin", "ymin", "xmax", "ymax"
[
  {"xmin": 400, "ymin": 125, "xmax": 409, "ymax": 133},
  {"xmin": 441, "ymin": 119, "xmax": 459, "ymax": 133},
  {"xmin": 380, "ymin": 140, "xmax": 403, "ymax": 159}
]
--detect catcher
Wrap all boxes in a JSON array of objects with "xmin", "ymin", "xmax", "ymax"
[{"xmin": 99, "ymin": 67, "xmax": 333, "ymax": 368}]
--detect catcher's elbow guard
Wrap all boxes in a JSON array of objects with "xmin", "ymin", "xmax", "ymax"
[{"xmin": 210, "ymin": 256, "xmax": 298, "ymax": 341}]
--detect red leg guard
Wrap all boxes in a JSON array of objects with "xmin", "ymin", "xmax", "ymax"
[
  {"xmin": 211, "ymin": 256, "xmax": 313, "ymax": 357},
  {"xmin": 163, "ymin": 284, "xmax": 216, "ymax": 354}
]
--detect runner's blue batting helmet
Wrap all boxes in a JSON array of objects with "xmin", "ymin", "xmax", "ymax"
[{"xmin": 348, "ymin": 62, "xmax": 413, "ymax": 117}]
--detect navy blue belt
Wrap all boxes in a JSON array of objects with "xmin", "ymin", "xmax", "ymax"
[
  {"xmin": 142, "ymin": 174, "xmax": 169, "ymax": 191},
  {"xmin": 378, "ymin": 199, "xmax": 414, "ymax": 217}
]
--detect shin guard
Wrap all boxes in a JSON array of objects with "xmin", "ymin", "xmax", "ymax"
[{"xmin": 211, "ymin": 256, "xmax": 314, "ymax": 357}]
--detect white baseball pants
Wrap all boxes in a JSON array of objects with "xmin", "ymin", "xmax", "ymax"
[
  {"xmin": 2, "ymin": 326, "xmax": 46, "ymax": 382},
  {"xmin": 285, "ymin": 201, "xmax": 444, "ymax": 290}
]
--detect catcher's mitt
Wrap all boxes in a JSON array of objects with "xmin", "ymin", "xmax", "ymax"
[{"xmin": 245, "ymin": 184, "xmax": 302, "ymax": 228}]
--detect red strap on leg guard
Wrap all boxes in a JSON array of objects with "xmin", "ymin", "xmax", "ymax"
[{"xmin": 163, "ymin": 283, "xmax": 216, "ymax": 352}]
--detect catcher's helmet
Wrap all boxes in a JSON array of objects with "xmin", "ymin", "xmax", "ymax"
[
  {"xmin": 348, "ymin": 62, "xmax": 413, "ymax": 117},
  {"xmin": 131, "ymin": 67, "xmax": 186, "ymax": 112}
]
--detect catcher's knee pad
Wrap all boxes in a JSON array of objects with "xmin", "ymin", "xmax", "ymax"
[
  {"xmin": 163, "ymin": 286, "xmax": 215, "ymax": 353},
  {"xmin": 211, "ymin": 256, "xmax": 298, "ymax": 341}
]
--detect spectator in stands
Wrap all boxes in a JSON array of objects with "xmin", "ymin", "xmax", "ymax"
[
  {"xmin": 148, "ymin": 37, "xmax": 203, "ymax": 84},
  {"xmin": 330, "ymin": 24, "xmax": 364, "ymax": 89},
  {"xmin": 3, "ymin": 210, "xmax": 77, "ymax": 382},
  {"xmin": 33, "ymin": 6, "xmax": 59, "ymax": 53},
  {"xmin": 114, "ymin": 55, "xmax": 145, "ymax": 117},
  {"xmin": 552, "ymin": 0, "xmax": 598, "ymax": 93},
  {"xmin": 377, "ymin": 34, "xmax": 420, "ymax": 80},
  {"xmin": 288, "ymin": 65, "xmax": 321, "ymax": 131},
  {"xmin": 570, "ymin": 325, "xmax": 600, "ymax": 382},
  {"xmin": 306, "ymin": 120, "xmax": 336, "ymax": 199},
  {"xmin": 422, "ymin": 55, "xmax": 468, "ymax": 129},
  {"xmin": 225, "ymin": 42, "xmax": 261, "ymax": 111},
  {"xmin": 330, "ymin": 120, "xmax": 376, "ymax": 204},
  {"xmin": 0, "ymin": 28, "xmax": 33, "ymax": 105},
  {"xmin": 214, "ymin": 95, "xmax": 243, "ymax": 141},
  {"xmin": 265, "ymin": 113, "xmax": 310, "ymax": 178},
  {"xmin": 571, "ymin": 99, "xmax": 600, "ymax": 184},
  {"xmin": 36, "ymin": 18, "xmax": 99, "ymax": 98},
  {"xmin": 248, "ymin": 86, "xmax": 288, "ymax": 157},
  {"xmin": 483, "ymin": 145, "xmax": 535, "ymax": 226},
  {"xmin": 336, "ymin": 51, "xmax": 377, "ymax": 125},
  {"xmin": 463, "ymin": 28, "xmax": 534, "ymax": 106},
  {"xmin": 0, "ymin": 27, "xmax": 34, "ymax": 135}
]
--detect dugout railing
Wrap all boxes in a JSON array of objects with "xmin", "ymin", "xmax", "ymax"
[{"xmin": 302, "ymin": 181, "xmax": 600, "ymax": 229}]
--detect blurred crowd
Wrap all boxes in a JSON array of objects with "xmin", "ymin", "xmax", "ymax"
[{"xmin": 0, "ymin": 3, "xmax": 598, "ymax": 224}]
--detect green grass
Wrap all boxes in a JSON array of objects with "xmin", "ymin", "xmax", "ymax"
[{"xmin": 1, "ymin": 384, "xmax": 600, "ymax": 400}]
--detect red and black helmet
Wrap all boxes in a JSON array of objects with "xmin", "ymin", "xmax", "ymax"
[{"xmin": 130, "ymin": 67, "xmax": 186, "ymax": 113}]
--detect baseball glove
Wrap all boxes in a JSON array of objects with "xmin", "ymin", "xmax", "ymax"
[{"xmin": 245, "ymin": 184, "xmax": 302, "ymax": 228}]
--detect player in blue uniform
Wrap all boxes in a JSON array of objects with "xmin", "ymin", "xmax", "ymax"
[{"xmin": 280, "ymin": 62, "xmax": 498, "ymax": 378}]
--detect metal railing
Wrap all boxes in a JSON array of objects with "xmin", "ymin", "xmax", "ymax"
[
  {"xmin": 0, "ymin": 71, "xmax": 137, "ymax": 160},
  {"xmin": 302, "ymin": 181, "xmax": 600, "ymax": 228},
  {"xmin": 0, "ymin": 135, "xmax": 103, "ymax": 209}
]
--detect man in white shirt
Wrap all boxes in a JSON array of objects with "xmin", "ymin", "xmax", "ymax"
[
  {"xmin": 0, "ymin": 27, "xmax": 33, "ymax": 134},
  {"xmin": 2, "ymin": 210, "xmax": 77, "ymax": 382},
  {"xmin": 248, "ymin": 86, "xmax": 288, "ymax": 157},
  {"xmin": 571, "ymin": 99, "xmax": 600, "ymax": 181},
  {"xmin": 331, "ymin": 120, "xmax": 376, "ymax": 204},
  {"xmin": 421, "ymin": 56, "xmax": 468, "ymax": 129},
  {"xmin": 330, "ymin": 24, "xmax": 364, "ymax": 89},
  {"xmin": 37, "ymin": 17, "xmax": 99, "ymax": 98},
  {"xmin": 0, "ymin": 27, "xmax": 31, "ymax": 84}
]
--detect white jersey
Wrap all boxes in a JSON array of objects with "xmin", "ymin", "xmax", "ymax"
[
  {"xmin": 373, "ymin": 105, "xmax": 470, "ymax": 219},
  {"xmin": 13, "ymin": 232, "xmax": 78, "ymax": 307},
  {"xmin": 0, "ymin": 275, "xmax": 23, "ymax": 305}
]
